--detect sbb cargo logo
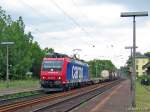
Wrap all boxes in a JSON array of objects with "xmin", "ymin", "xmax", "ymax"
[{"xmin": 72, "ymin": 66, "xmax": 83, "ymax": 79}]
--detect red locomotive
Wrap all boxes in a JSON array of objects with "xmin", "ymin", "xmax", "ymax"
[{"xmin": 40, "ymin": 53, "xmax": 89, "ymax": 91}]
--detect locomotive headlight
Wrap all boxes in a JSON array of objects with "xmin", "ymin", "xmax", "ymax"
[
  {"xmin": 42, "ymin": 76, "xmax": 45, "ymax": 79},
  {"xmin": 58, "ymin": 76, "xmax": 61, "ymax": 80}
]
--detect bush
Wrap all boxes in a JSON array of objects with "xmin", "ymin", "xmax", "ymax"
[{"xmin": 140, "ymin": 75, "xmax": 150, "ymax": 85}]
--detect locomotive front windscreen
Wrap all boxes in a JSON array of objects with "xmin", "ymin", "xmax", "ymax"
[{"xmin": 42, "ymin": 60, "xmax": 63, "ymax": 71}]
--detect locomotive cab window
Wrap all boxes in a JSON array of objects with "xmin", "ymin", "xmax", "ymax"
[{"xmin": 42, "ymin": 60, "xmax": 63, "ymax": 71}]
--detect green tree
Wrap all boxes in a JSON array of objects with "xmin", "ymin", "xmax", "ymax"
[
  {"xmin": 43, "ymin": 47, "xmax": 54, "ymax": 55},
  {"xmin": 144, "ymin": 52, "xmax": 150, "ymax": 58},
  {"xmin": 0, "ymin": 7, "xmax": 47, "ymax": 80},
  {"xmin": 88, "ymin": 59, "xmax": 116, "ymax": 78},
  {"xmin": 30, "ymin": 42, "xmax": 44, "ymax": 78}
]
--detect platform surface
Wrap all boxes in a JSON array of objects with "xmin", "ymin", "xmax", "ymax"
[{"xmin": 72, "ymin": 80, "xmax": 132, "ymax": 112}]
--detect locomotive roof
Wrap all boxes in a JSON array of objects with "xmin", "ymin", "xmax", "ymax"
[
  {"xmin": 44, "ymin": 52, "xmax": 88, "ymax": 66},
  {"xmin": 70, "ymin": 59, "xmax": 88, "ymax": 66},
  {"xmin": 43, "ymin": 58, "xmax": 88, "ymax": 67},
  {"xmin": 43, "ymin": 57, "xmax": 88, "ymax": 66},
  {"xmin": 45, "ymin": 52, "xmax": 69, "ymax": 58}
]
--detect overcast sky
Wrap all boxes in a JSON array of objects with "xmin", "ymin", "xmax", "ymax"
[{"xmin": 0, "ymin": 0, "xmax": 150, "ymax": 68}]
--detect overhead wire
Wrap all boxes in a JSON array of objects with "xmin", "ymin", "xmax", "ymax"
[
  {"xmin": 19, "ymin": 0, "xmax": 95, "ymax": 47},
  {"xmin": 71, "ymin": 0, "xmax": 96, "ymax": 46},
  {"xmin": 49, "ymin": 0, "xmax": 95, "ymax": 47},
  {"xmin": 71, "ymin": 0, "xmax": 89, "ymax": 20}
]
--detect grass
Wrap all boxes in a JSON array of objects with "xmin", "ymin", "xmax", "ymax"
[
  {"xmin": 136, "ymin": 81, "xmax": 150, "ymax": 109},
  {"xmin": 0, "ymin": 79, "xmax": 40, "ymax": 90},
  {"xmin": 0, "ymin": 91, "xmax": 40, "ymax": 100}
]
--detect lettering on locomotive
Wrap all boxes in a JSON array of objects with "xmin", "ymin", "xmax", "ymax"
[{"xmin": 72, "ymin": 65, "xmax": 83, "ymax": 80}]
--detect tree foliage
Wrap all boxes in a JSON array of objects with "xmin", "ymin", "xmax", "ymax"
[
  {"xmin": 43, "ymin": 47, "xmax": 54, "ymax": 55},
  {"xmin": 87, "ymin": 59, "xmax": 116, "ymax": 78},
  {"xmin": 119, "ymin": 66, "xmax": 130, "ymax": 78},
  {"xmin": 144, "ymin": 52, "xmax": 150, "ymax": 58},
  {"xmin": 0, "ymin": 7, "xmax": 115, "ymax": 80},
  {"xmin": 0, "ymin": 7, "xmax": 49, "ymax": 80}
]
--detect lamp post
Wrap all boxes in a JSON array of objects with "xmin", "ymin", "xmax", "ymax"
[
  {"xmin": 121, "ymin": 11, "xmax": 148, "ymax": 107},
  {"xmin": 125, "ymin": 46, "xmax": 137, "ymax": 91},
  {"xmin": 94, "ymin": 60, "xmax": 97, "ymax": 78},
  {"xmin": 1, "ymin": 42, "xmax": 14, "ymax": 82},
  {"xmin": 95, "ymin": 63, "xmax": 98, "ymax": 78}
]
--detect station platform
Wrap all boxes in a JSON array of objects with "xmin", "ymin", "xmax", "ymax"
[{"xmin": 72, "ymin": 79, "xmax": 132, "ymax": 112}]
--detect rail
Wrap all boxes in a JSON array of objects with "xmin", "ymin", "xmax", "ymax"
[{"xmin": 0, "ymin": 80, "xmax": 122, "ymax": 112}]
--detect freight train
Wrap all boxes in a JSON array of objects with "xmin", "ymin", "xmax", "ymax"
[{"xmin": 40, "ymin": 53, "xmax": 117, "ymax": 92}]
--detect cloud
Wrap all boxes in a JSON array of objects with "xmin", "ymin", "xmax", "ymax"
[{"xmin": 0, "ymin": 0, "xmax": 150, "ymax": 68}]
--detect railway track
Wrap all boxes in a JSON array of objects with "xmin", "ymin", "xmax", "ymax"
[
  {"xmin": 0, "ymin": 90, "xmax": 44, "ymax": 106},
  {"xmin": 33, "ymin": 80, "xmax": 122, "ymax": 112},
  {"xmin": 0, "ymin": 80, "xmax": 122, "ymax": 112}
]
